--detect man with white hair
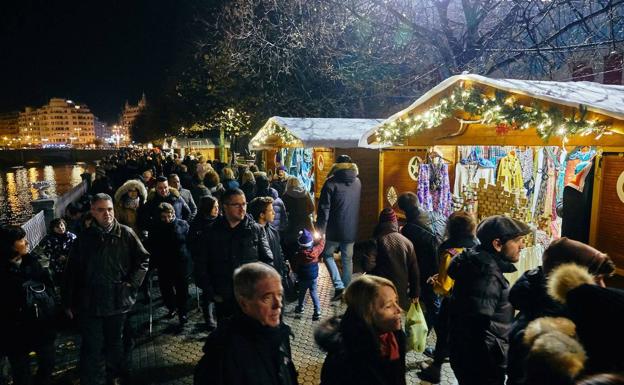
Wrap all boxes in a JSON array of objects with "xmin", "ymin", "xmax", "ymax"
[{"xmin": 194, "ymin": 262, "xmax": 298, "ymax": 385}]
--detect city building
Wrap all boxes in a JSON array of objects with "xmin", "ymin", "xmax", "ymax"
[
  {"xmin": 118, "ymin": 93, "xmax": 146, "ymax": 145},
  {"xmin": 0, "ymin": 111, "xmax": 19, "ymax": 148},
  {"xmin": 17, "ymin": 98, "xmax": 96, "ymax": 147},
  {"xmin": 94, "ymin": 117, "xmax": 112, "ymax": 142}
]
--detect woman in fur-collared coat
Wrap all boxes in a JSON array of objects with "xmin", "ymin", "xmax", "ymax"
[{"xmin": 114, "ymin": 179, "xmax": 148, "ymax": 235}]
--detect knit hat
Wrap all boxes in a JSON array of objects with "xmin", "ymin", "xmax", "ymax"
[
  {"xmin": 476, "ymin": 215, "xmax": 531, "ymax": 247},
  {"xmin": 542, "ymin": 237, "xmax": 612, "ymax": 277},
  {"xmin": 379, "ymin": 208, "xmax": 398, "ymax": 224},
  {"xmin": 298, "ymin": 229, "xmax": 313, "ymax": 248},
  {"xmin": 336, "ymin": 154, "xmax": 352, "ymax": 164},
  {"xmin": 277, "ymin": 165, "xmax": 287, "ymax": 172}
]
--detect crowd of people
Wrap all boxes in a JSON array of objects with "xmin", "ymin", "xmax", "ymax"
[{"xmin": 1, "ymin": 148, "xmax": 623, "ymax": 385}]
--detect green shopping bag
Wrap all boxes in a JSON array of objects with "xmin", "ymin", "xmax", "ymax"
[{"xmin": 405, "ymin": 302, "xmax": 428, "ymax": 353}]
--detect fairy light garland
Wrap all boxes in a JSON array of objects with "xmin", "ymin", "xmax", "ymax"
[
  {"xmin": 375, "ymin": 85, "xmax": 614, "ymax": 144},
  {"xmin": 250, "ymin": 121, "xmax": 302, "ymax": 148}
]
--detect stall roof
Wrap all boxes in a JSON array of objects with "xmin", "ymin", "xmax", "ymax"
[
  {"xmin": 159, "ymin": 137, "xmax": 230, "ymax": 150},
  {"xmin": 250, "ymin": 117, "xmax": 385, "ymax": 150},
  {"xmin": 360, "ymin": 73, "xmax": 624, "ymax": 147}
]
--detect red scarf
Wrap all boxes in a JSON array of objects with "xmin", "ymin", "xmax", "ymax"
[{"xmin": 379, "ymin": 332, "xmax": 400, "ymax": 360}]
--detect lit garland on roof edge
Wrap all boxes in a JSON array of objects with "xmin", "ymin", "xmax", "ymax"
[
  {"xmin": 375, "ymin": 85, "xmax": 614, "ymax": 144},
  {"xmin": 250, "ymin": 121, "xmax": 302, "ymax": 148}
]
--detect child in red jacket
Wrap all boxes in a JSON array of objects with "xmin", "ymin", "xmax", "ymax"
[{"xmin": 292, "ymin": 229, "xmax": 324, "ymax": 320}]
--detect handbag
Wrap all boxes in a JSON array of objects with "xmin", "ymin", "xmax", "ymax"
[
  {"xmin": 282, "ymin": 262, "xmax": 298, "ymax": 303},
  {"xmin": 405, "ymin": 302, "xmax": 428, "ymax": 352}
]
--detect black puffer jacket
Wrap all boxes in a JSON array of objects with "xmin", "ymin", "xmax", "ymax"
[
  {"xmin": 199, "ymin": 215, "xmax": 273, "ymax": 301},
  {"xmin": 400, "ymin": 208, "xmax": 446, "ymax": 280},
  {"xmin": 264, "ymin": 224, "xmax": 285, "ymax": 276},
  {"xmin": 62, "ymin": 220, "xmax": 150, "ymax": 317},
  {"xmin": 447, "ymin": 247, "xmax": 516, "ymax": 377},
  {"xmin": 194, "ymin": 312, "xmax": 298, "ymax": 385},
  {"xmin": 506, "ymin": 267, "xmax": 568, "ymax": 385},
  {"xmin": 316, "ymin": 162, "xmax": 361, "ymax": 243},
  {"xmin": 0, "ymin": 254, "xmax": 56, "ymax": 354},
  {"xmin": 315, "ymin": 311, "xmax": 406, "ymax": 385}
]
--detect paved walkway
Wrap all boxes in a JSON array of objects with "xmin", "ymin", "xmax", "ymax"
[{"xmin": 4, "ymin": 265, "xmax": 457, "ymax": 385}]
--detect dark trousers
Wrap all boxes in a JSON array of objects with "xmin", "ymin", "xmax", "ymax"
[
  {"xmin": 215, "ymin": 300, "xmax": 238, "ymax": 323},
  {"xmin": 158, "ymin": 268, "xmax": 188, "ymax": 316},
  {"xmin": 79, "ymin": 313, "xmax": 127, "ymax": 385},
  {"xmin": 421, "ymin": 284, "xmax": 441, "ymax": 333},
  {"xmin": 432, "ymin": 296, "xmax": 451, "ymax": 366},
  {"xmin": 5, "ymin": 342, "xmax": 55, "ymax": 385}
]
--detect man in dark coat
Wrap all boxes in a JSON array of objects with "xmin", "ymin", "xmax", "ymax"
[
  {"xmin": 194, "ymin": 262, "xmax": 298, "ymax": 385},
  {"xmin": 447, "ymin": 215, "xmax": 530, "ymax": 385},
  {"xmin": 139, "ymin": 176, "xmax": 191, "ymax": 233},
  {"xmin": 248, "ymin": 196, "xmax": 285, "ymax": 276},
  {"xmin": 316, "ymin": 154, "xmax": 361, "ymax": 301},
  {"xmin": 197, "ymin": 189, "xmax": 274, "ymax": 321},
  {"xmin": 168, "ymin": 173, "xmax": 198, "ymax": 223},
  {"xmin": 63, "ymin": 193, "xmax": 150, "ymax": 385},
  {"xmin": 396, "ymin": 192, "xmax": 446, "ymax": 334}
]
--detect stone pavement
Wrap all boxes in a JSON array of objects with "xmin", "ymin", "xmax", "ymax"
[{"xmin": 3, "ymin": 265, "xmax": 457, "ymax": 385}]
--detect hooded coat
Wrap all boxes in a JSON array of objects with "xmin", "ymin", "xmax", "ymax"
[
  {"xmin": 114, "ymin": 179, "xmax": 148, "ymax": 234},
  {"xmin": 400, "ymin": 207, "xmax": 447, "ymax": 281},
  {"xmin": 256, "ymin": 176, "xmax": 288, "ymax": 233},
  {"xmin": 447, "ymin": 247, "xmax": 516, "ymax": 385},
  {"xmin": 316, "ymin": 162, "xmax": 361, "ymax": 243},
  {"xmin": 282, "ymin": 186, "xmax": 315, "ymax": 244},
  {"xmin": 371, "ymin": 221, "xmax": 421, "ymax": 311},
  {"xmin": 315, "ymin": 311, "xmax": 406, "ymax": 385}
]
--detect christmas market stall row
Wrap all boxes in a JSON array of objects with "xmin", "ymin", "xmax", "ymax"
[
  {"xmin": 249, "ymin": 116, "xmax": 384, "ymax": 240},
  {"xmin": 359, "ymin": 74, "xmax": 624, "ymax": 279}
]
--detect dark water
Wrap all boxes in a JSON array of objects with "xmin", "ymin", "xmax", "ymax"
[{"xmin": 0, "ymin": 164, "xmax": 91, "ymax": 225}]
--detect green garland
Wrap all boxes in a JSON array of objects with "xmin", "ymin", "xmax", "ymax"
[
  {"xmin": 250, "ymin": 121, "xmax": 302, "ymax": 148},
  {"xmin": 375, "ymin": 85, "xmax": 613, "ymax": 144}
]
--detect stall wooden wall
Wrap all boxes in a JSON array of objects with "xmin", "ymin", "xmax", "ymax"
[
  {"xmin": 381, "ymin": 148, "xmax": 428, "ymax": 212},
  {"xmin": 592, "ymin": 153, "xmax": 624, "ymax": 274},
  {"xmin": 341, "ymin": 148, "xmax": 381, "ymax": 240},
  {"xmin": 313, "ymin": 148, "xmax": 335, "ymax": 198}
]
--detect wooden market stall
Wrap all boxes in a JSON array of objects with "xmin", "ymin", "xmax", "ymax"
[
  {"xmin": 360, "ymin": 74, "xmax": 624, "ymax": 276},
  {"xmin": 160, "ymin": 137, "xmax": 229, "ymax": 161},
  {"xmin": 249, "ymin": 116, "xmax": 384, "ymax": 240}
]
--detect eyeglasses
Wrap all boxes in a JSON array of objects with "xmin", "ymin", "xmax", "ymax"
[{"xmin": 225, "ymin": 202, "xmax": 247, "ymax": 208}]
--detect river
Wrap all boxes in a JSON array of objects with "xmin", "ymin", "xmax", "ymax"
[{"xmin": 0, "ymin": 164, "xmax": 93, "ymax": 225}]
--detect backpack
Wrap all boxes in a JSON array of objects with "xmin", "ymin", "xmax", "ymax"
[{"xmin": 22, "ymin": 280, "xmax": 56, "ymax": 322}]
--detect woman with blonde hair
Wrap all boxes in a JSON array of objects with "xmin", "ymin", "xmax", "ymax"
[
  {"xmin": 315, "ymin": 275, "xmax": 406, "ymax": 385},
  {"xmin": 221, "ymin": 167, "xmax": 239, "ymax": 190}
]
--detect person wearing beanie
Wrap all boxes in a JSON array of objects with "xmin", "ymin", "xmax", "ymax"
[
  {"xmin": 447, "ymin": 215, "xmax": 531, "ymax": 385},
  {"xmin": 291, "ymin": 229, "xmax": 325, "ymax": 320},
  {"xmin": 369, "ymin": 208, "xmax": 420, "ymax": 312},
  {"xmin": 396, "ymin": 191, "xmax": 447, "ymax": 339},
  {"xmin": 507, "ymin": 240, "xmax": 614, "ymax": 385},
  {"xmin": 548, "ymin": 263, "xmax": 624, "ymax": 374},
  {"xmin": 316, "ymin": 154, "xmax": 361, "ymax": 302}
]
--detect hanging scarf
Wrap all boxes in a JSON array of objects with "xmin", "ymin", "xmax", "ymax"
[{"xmin": 379, "ymin": 332, "xmax": 400, "ymax": 360}]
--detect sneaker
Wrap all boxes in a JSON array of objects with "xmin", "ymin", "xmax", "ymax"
[
  {"xmin": 331, "ymin": 288, "xmax": 344, "ymax": 302},
  {"xmin": 417, "ymin": 364, "xmax": 441, "ymax": 384},
  {"xmin": 423, "ymin": 346, "xmax": 435, "ymax": 359},
  {"xmin": 166, "ymin": 310, "xmax": 178, "ymax": 319},
  {"xmin": 312, "ymin": 311, "xmax": 321, "ymax": 321},
  {"xmin": 294, "ymin": 306, "xmax": 304, "ymax": 314}
]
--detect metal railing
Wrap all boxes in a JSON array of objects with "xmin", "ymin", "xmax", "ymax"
[
  {"xmin": 54, "ymin": 178, "xmax": 89, "ymax": 218},
  {"xmin": 21, "ymin": 210, "xmax": 47, "ymax": 250}
]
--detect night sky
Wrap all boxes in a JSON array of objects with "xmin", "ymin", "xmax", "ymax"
[{"xmin": 0, "ymin": 1, "xmax": 194, "ymax": 122}]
